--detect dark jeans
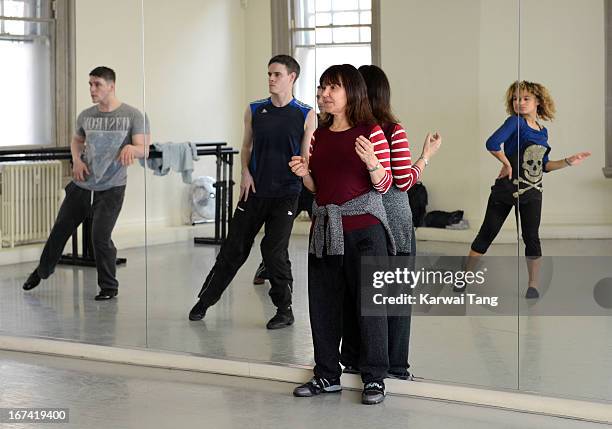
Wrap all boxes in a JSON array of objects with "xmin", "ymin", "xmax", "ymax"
[
  {"xmin": 471, "ymin": 192, "xmax": 542, "ymax": 257},
  {"xmin": 198, "ymin": 195, "xmax": 298, "ymax": 309},
  {"xmin": 309, "ymin": 223, "xmax": 390, "ymax": 384},
  {"xmin": 37, "ymin": 182, "xmax": 126, "ymax": 290},
  {"xmin": 341, "ymin": 229, "xmax": 415, "ymax": 377}
]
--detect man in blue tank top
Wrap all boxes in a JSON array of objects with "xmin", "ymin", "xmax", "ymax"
[{"xmin": 189, "ymin": 55, "xmax": 315, "ymax": 329}]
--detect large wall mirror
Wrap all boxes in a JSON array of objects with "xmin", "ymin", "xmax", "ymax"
[
  {"xmin": 141, "ymin": 0, "xmax": 306, "ymax": 362},
  {"xmin": 375, "ymin": 0, "xmax": 520, "ymax": 390},
  {"xmin": 0, "ymin": 0, "xmax": 148, "ymax": 347},
  {"xmin": 140, "ymin": 0, "xmax": 525, "ymax": 393},
  {"xmin": 518, "ymin": 0, "xmax": 612, "ymax": 402},
  {"xmin": 2, "ymin": 0, "xmax": 610, "ymax": 409}
]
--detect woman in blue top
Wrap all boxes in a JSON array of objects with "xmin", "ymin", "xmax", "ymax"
[{"xmin": 467, "ymin": 81, "xmax": 590, "ymax": 299}]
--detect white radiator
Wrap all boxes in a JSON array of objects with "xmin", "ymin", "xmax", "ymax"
[{"xmin": 0, "ymin": 161, "xmax": 63, "ymax": 248}]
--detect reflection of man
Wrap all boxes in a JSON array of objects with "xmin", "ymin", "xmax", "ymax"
[
  {"xmin": 23, "ymin": 66, "xmax": 150, "ymax": 300},
  {"xmin": 252, "ymin": 86, "xmax": 324, "ymax": 284},
  {"xmin": 189, "ymin": 55, "xmax": 316, "ymax": 329}
]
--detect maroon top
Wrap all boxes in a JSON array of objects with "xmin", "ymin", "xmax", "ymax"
[{"xmin": 309, "ymin": 123, "xmax": 392, "ymax": 231}]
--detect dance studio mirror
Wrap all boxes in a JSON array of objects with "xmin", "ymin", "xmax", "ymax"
[
  {"xmin": 517, "ymin": 0, "xmax": 612, "ymax": 402},
  {"xmin": 141, "ymin": 0, "xmax": 523, "ymax": 394},
  {"xmin": 0, "ymin": 0, "xmax": 148, "ymax": 347},
  {"xmin": 366, "ymin": 0, "xmax": 521, "ymax": 390},
  {"xmin": 141, "ymin": 0, "xmax": 303, "ymax": 361}
]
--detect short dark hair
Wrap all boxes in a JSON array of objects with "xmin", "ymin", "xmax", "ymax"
[
  {"xmin": 319, "ymin": 64, "xmax": 376, "ymax": 128},
  {"xmin": 89, "ymin": 66, "xmax": 116, "ymax": 83},
  {"xmin": 358, "ymin": 65, "xmax": 399, "ymax": 126},
  {"xmin": 268, "ymin": 55, "xmax": 300, "ymax": 80}
]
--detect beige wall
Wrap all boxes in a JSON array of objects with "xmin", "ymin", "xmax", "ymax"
[
  {"xmin": 245, "ymin": 0, "xmax": 272, "ymax": 103},
  {"xmin": 143, "ymin": 0, "xmax": 246, "ymax": 226},
  {"xmin": 521, "ymin": 0, "xmax": 611, "ymax": 226},
  {"xmin": 75, "ymin": 0, "xmax": 610, "ymax": 241},
  {"xmin": 381, "ymin": 0, "xmax": 501, "ymax": 227},
  {"xmin": 381, "ymin": 0, "xmax": 610, "ymax": 233},
  {"xmin": 75, "ymin": 0, "xmax": 249, "ymax": 234},
  {"xmin": 75, "ymin": 0, "xmax": 147, "ymax": 244}
]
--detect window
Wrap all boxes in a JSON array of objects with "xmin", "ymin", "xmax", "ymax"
[
  {"xmin": 315, "ymin": 0, "xmax": 379, "ymax": 82},
  {"xmin": 0, "ymin": 0, "xmax": 56, "ymax": 147},
  {"xmin": 271, "ymin": 0, "xmax": 380, "ymax": 111},
  {"xmin": 291, "ymin": 0, "xmax": 316, "ymax": 109}
]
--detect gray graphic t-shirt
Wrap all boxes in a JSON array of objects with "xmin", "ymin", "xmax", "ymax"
[{"xmin": 74, "ymin": 103, "xmax": 149, "ymax": 191}]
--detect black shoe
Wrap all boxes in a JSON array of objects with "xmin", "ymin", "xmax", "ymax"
[
  {"xmin": 94, "ymin": 289, "xmax": 118, "ymax": 301},
  {"xmin": 253, "ymin": 262, "xmax": 268, "ymax": 285},
  {"xmin": 188, "ymin": 299, "xmax": 209, "ymax": 321},
  {"xmin": 342, "ymin": 365, "xmax": 360, "ymax": 374},
  {"xmin": 266, "ymin": 308, "xmax": 294, "ymax": 329},
  {"xmin": 22, "ymin": 270, "xmax": 41, "ymax": 291},
  {"xmin": 362, "ymin": 381, "xmax": 386, "ymax": 405},
  {"xmin": 293, "ymin": 377, "xmax": 342, "ymax": 397},
  {"xmin": 525, "ymin": 287, "xmax": 540, "ymax": 299}
]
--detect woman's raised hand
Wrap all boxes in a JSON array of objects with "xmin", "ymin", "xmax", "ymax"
[
  {"xmin": 422, "ymin": 132, "xmax": 442, "ymax": 159},
  {"xmin": 289, "ymin": 156, "xmax": 310, "ymax": 177},
  {"xmin": 355, "ymin": 135, "xmax": 379, "ymax": 170},
  {"xmin": 565, "ymin": 151, "xmax": 591, "ymax": 166}
]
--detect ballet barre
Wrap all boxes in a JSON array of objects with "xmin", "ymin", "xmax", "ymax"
[{"xmin": 0, "ymin": 143, "xmax": 238, "ymax": 267}]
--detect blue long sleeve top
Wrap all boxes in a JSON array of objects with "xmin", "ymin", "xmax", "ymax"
[{"xmin": 485, "ymin": 116, "xmax": 550, "ymax": 170}]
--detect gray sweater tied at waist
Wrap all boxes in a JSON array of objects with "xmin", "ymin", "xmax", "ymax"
[{"xmin": 309, "ymin": 190, "xmax": 396, "ymax": 258}]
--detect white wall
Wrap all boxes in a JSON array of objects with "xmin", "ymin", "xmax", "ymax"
[{"xmin": 381, "ymin": 0, "xmax": 611, "ymax": 235}]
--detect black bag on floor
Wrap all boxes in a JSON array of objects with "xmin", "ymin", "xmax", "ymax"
[
  {"xmin": 424, "ymin": 210, "xmax": 464, "ymax": 228},
  {"xmin": 408, "ymin": 181, "xmax": 428, "ymax": 227}
]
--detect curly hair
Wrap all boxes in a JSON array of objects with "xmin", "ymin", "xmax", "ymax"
[{"xmin": 505, "ymin": 80, "xmax": 556, "ymax": 121}]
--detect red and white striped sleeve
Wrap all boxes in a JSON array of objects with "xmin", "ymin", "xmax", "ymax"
[
  {"xmin": 389, "ymin": 124, "xmax": 421, "ymax": 192},
  {"xmin": 369, "ymin": 125, "xmax": 393, "ymax": 193}
]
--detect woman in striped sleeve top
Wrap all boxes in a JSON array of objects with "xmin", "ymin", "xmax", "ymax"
[
  {"xmin": 340, "ymin": 65, "xmax": 442, "ymax": 381},
  {"xmin": 289, "ymin": 64, "xmax": 396, "ymax": 405}
]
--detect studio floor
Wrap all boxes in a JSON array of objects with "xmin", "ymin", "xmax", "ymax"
[
  {"xmin": 1, "ymin": 234, "xmax": 611, "ymax": 403},
  {"xmin": 0, "ymin": 350, "xmax": 607, "ymax": 429}
]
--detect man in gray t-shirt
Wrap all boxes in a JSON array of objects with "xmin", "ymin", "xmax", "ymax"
[
  {"xmin": 23, "ymin": 66, "xmax": 151, "ymax": 301},
  {"xmin": 75, "ymin": 103, "xmax": 149, "ymax": 191}
]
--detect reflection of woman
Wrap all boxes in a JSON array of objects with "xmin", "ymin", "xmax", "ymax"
[
  {"xmin": 467, "ymin": 81, "xmax": 590, "ymax": 298},
  {"xmin": 290, "ymin": 64, "xmax": 395, "ymax": 405},
  {"xmin": 340, "ymin": 65, "xmax": 442, "ymax": 380}
]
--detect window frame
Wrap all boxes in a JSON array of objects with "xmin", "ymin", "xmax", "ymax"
[
  {"xmin": 312, "ymin": 0, "xmax": 380, "ymax": 66},
  {"xmin": 0, "ymin": 0, "xmax": 75, "ymax": 150},
  {"xmin": 271, "ymin": 0, "xmax": 380, "ymax": 65}
]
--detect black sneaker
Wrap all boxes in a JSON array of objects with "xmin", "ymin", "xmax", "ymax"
[
  {"xmin": 293, "ymin": 377, "xmax": 342, "ymax": 397},
  {"xmin": 188, "ymin": 299, "xmax": 209, "ymax": 321},
  {"xmin": 22, "ymin": 270, "xmax": 41, "ymax": 291},
  {"xmin": 362, "ymin": 381, "xmax": 386, "ymax": 405},
  {"xmin": 253, "ymin": 262, "xmax": 268, "ymax": 285},
  {"xmin": 525, "ymin": 287, "xmax": 540, "ymax": 299},
  {"xmin": 266, "ymin": 308, "xmax": 294, "ymax": 329},
  {"xmin": 94, "ymin": 289, "xmax": 118, "ymax": 301}
]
